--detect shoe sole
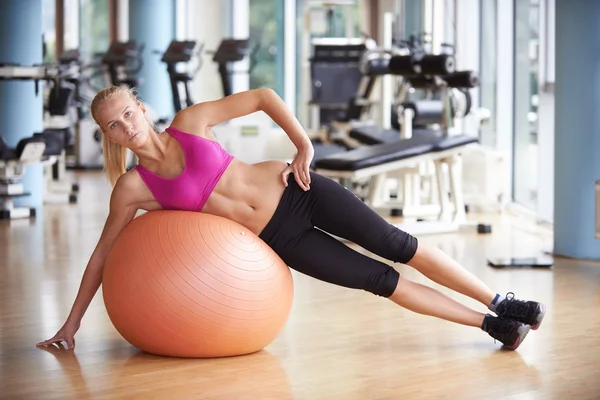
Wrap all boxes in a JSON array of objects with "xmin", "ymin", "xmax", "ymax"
[
  {"xmin": 505, "ymin": 324, "xmax": 531, "ymax": 350},
  {"xmin": 531, "ymin": 303, "xmax": 547, "ymax": 330}
]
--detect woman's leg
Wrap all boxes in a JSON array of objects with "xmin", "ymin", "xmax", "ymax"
[
  {"xmin": 278, "ymin": 227, "xmax": 529, "ymax": 349},
  {"xmin": 390, "ymin": 275, "xmax": 485, "ymax": 327},
  {"xmin": 406, "ymin": 241, "xmax": 496, "ymax": 306},
  {"xmin": 278, "ymin": 226, "xmax": 484, "ymax": 327},
  {"xmin": 307, "ymin": 173, "xmax": 495, "ymax": 307},
  {"xmin": 307, "ymin": 173, "xmax": 545, "ymax": 330}
]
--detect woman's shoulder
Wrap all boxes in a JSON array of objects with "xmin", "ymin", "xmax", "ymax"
[
  {"xmin": 168, "ymin": 108, "xmax": 212, "ymax": 138},
  {"xmin": 111, "ymin": 170, "xmax": 164, "ymax": 212},
  {"xmin": 111, "ymin": 170, "xmax": 151, "ymax": 205}
]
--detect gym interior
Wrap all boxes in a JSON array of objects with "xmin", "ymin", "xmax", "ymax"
[{"xmin": 1, "ymin": 0, "xmax": 599, "ymax": 398}]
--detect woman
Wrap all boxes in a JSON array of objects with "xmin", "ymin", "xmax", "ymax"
[{"xmin": 37, "ymin": 86, "xmax": 545, "ymax": 351}]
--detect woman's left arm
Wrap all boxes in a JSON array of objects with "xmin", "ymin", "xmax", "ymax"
[{"xmin": 174, "ymin": 88, "xmax": 314, "ymax": 190}]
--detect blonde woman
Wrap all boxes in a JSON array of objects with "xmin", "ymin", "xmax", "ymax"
[{"xmin": 37, "ymin": 86, "xmax": 546, "ymax": 351}]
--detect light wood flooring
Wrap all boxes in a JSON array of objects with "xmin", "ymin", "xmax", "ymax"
[{"xmin": 1, "ymin": 171, "xmax": 599, "ymax": 399}]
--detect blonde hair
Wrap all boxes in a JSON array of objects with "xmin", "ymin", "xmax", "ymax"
[{"xmin": 90, "ymin": 86, "xmax": 138, "ymax": 187}]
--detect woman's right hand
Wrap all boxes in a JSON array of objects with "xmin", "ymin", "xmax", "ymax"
[{"xmin": 36, "ymin": 320, "xmax": 80, "ymax": 350}]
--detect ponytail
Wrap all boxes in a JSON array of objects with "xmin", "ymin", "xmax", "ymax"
[
  {"xmin": 102, "ymin": 136, "xmax": 129, "ymax": 187},
  {"xmin": 90, "ymin": 86, "xmax": 139, "ymax": 186}
]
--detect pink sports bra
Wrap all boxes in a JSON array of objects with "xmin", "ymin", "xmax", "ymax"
[{"xmin": 135, "ymin": 126, "xmax": 234, "ymax": 211}]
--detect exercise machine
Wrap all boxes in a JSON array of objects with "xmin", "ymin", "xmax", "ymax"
[
  {"xmin": 101, "ymin": 40, "xmax": 144, "ymax": 88},
  {"xmin": 309, "ymin": 39, "xmax": 374, "ymax": 130},
  {"xmin": 39, "ymin": 127, "xmax": 78, "ymax": 204},
  {"xmin": 335, "ymin": 38, "xmax": 475, "ymax": 145},
  {"xmin": 311, "ymin": 47, "xmax": 489, "ymax": 236},
  {"xmin": 0, "ymin": 135, "xmax": 46, "ymax": 219},
  {"xmin": 211, "ymin": 39, "xmax": 251, "ymax": 98},
  {"xmin": 0, "ymin": 133, "xmax": 70, "ymax": 219},
  {"xmin": 299, "ymin": 0, "xmax": 363, "ymax": 126},
  {"xmin": 319, "ymin": 45, "xmax": 408, "ymax": 148},
  {"xmin": 45, "ymin": 49, "xmax": 106, "ymax": 170},
  {"xmin": 313, "ymin": 130, "xmax": 486, "ymax": 236},
  {"xmin": 0, "ymin": 62, "xmax": 80, "ymax": 204},
  {"xmin": 306, "ymin": 38, "xmax": 381, "ymax": 167},
  {"xmin": 348, "ymin": 56, "xmax": 478, "ymax": 145},
  {"xmin": 314, "ymin": 32, "xmax": 483, "ymax": 149},
  {"xmin": 161, "ymin": 40, "xmax": 203, "ymax": 113}
]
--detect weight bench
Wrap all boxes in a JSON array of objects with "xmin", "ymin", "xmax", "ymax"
[
  {"xmin": 348, "ymin": 124, "xmax": 442, "ymax": 146},
  {"xmin": 313, "ymin": 133, "xmax": 487, "ymax": 235}
]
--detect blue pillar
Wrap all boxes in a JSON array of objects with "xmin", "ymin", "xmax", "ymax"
[
  {"xmin": 0, "ymin": 0, "xmax": 44, "ymax": 209},
  {"xmin": 129, "ymin": 0, "xmax": 175, "ymax": 119},
  {"xmin": 554, "ymin": 0, "xmax": 600, "ymax": 260}
]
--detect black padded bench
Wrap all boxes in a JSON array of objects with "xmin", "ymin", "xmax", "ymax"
[
  {"xmin": 312, "ymin": 133, "xmax": 483, "ymax": 236},
  {"xmin": 314, "ymin": 131, "xmax": 477, "ymax": 172},
  {"xmin": 348, "ymin": 125, "xmax": 404, "ymax": 145}
]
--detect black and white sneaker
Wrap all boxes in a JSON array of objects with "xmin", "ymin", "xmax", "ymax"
[
  {"xmin": 495, "ymin": 292, "xmax": 547, "ymax": 330},
  {"xmin": 482, "ymin": 314, "xmax": 531, "ymax": 350}
]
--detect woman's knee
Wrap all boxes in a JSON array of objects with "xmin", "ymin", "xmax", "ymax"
[
  {"xmin": 379, "ymin": 226, "xmax": 419, "ymax": 264},
  {"xmin": 364, "ymin": 265, "xmax": 401, "ymax": 298}
]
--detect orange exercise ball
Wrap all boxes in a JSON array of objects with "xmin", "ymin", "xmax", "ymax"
[{"xmin": 102, "ymin": 210, "xmax": 294, "ymax": 358}]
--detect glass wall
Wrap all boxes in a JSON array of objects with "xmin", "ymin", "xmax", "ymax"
[
  {"xmin": 79, "ymin": 0, "xmax": 109, "ymax": 93},
  {"xmin": 42, "ymin": 0, "xmax": 56, "ymax": 63},
  {"xmin": 79, "ymin": 0, "xmax": 109, "ymax": 63},
  {"xmin": 43, "ymin": 0, "xmax": 81, "ymax": 60},
  {"xmin": 248, "ymin": 0, "xmax": 285, "ymax": 98},
  {"xmin": 64, "ymin": 0, "xmax": 80, "ymax": 51},
  {"xmin": 513, "ymin": 0, "xmax": 540, "ymax": 209},
  {"xmin": 479, "ymin": 0, "xmax": 497, "ymax": 147}
]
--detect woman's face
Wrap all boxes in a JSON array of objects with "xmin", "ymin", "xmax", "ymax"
[{"xmin": 97, "ymin": 93, "xmax": 150, "ymax": 149}]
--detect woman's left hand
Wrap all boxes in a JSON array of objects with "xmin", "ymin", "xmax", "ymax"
[{"xmin": 281, "ymin": 144, "xmax": 314, "ymax": 191}]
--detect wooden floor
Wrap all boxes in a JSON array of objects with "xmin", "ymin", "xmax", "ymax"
[{"xmin": 2, "ymin": 171, "xmax": 600, "ymax": 400}]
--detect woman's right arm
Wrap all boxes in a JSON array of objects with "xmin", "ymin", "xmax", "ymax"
[{"xmin": 36, "ymin": 175, "xmax": 139, "ymax": 349}]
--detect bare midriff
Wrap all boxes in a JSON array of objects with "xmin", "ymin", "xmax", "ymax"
[
  {"xmin": 134, "ymin": 158, "xmax": 288, "ymax": 237},
  {"xmin": 200, "ymin": 158, "xmax": 288, "ymax": 236}
]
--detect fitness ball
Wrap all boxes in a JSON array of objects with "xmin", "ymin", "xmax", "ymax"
[{"xmin": 102, "ymin": 210, "xmax": 294, "ymax": 358}]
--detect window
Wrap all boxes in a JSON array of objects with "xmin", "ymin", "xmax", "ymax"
[
  {"xmin": 79, "ymin": 0, "xmax": 110, "ymax": 92},
  {"xmin": 513, "ymin": 0, "xmax": 540, "ymax": 209},
  {"xmin": 79, "ymin": 0, "xmax": 110, "ymax": 62},
  {"xmin": 479, "ymin": 0, "xmax": 497, "ymax": 147},
  {"xmin": 64, "ymin": 0, "xmax": 80, "ymax": 51},
  {"xmin": 248, "ymin": 0, "xmax": 285, "ymax": 97},
  {"xmin": 42, "ymin": 0, "xmax": 56, "ymax": 63},
  {"xmin": 402, "ymin": 0, "xmax": 424, "ymax": 40}
]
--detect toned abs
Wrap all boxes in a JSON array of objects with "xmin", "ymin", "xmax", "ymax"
[
  {"xmin": 202, "ymin": 159, "xmax": 288, "ymax": 235},
  {"xmin": 129, "ymin": 158, "xmax": 288, "ymax": 236}
]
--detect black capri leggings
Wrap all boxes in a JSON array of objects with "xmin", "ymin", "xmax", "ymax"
[{"xmin": 258, "ymin": 172, "xmax": 419, "ymax": 298}]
